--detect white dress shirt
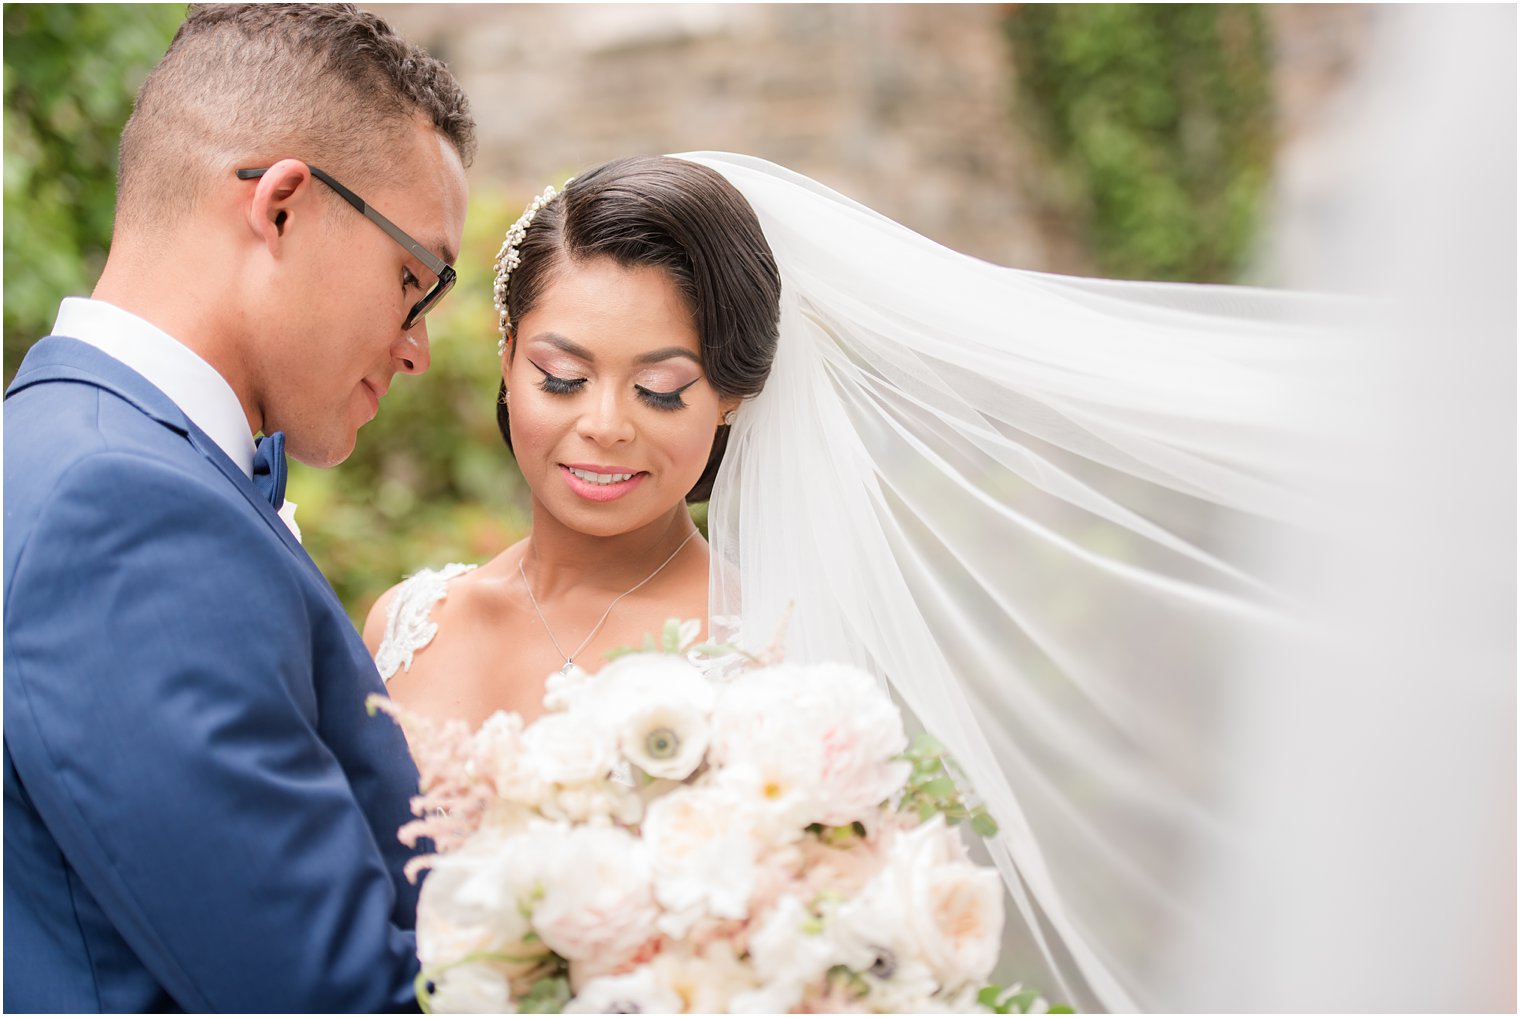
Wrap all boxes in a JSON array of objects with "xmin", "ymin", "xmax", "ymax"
[{"xmin": 51, "ymin": 297, "xmax": 257, "ymax": 479}]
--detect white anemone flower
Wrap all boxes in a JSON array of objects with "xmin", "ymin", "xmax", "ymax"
[
  {"xmin": 620, "ymin": 698, "xmax": 710, "ymax": 781},
  {"xmin": 426, "ymin": 962, "xmax": 514, "ymax": 1014}
]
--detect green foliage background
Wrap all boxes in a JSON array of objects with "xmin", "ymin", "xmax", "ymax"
[
  {"xmin": 1005, "ymin": 4, "xmax": 1274, "ymax": 283},
  {"xmin": 3, "ymin": 4, "xmax": 185, "ymax": 374},
  {"xmin": 3, "ymin": 4, "xmax": 1275, "ymax": 626}
]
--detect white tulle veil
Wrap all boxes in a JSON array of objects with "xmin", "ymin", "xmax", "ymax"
[{"xmin": 683, "ymin": 149, "xmax": 1356, "ymax": 1012}]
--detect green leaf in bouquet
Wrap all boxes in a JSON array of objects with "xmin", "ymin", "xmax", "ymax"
[
  {"xmin": 813, "ymin": 820, "xmax": 867, "ymax": 848},
  {"xmin": 659, "ymin": 617, "xmax": 683, "ymax": 652},
  {"xmin": 911, "ymin": 731, "xmax": 944, "ymax": 753},
  {"xmin": 978, "ymin": 982, "xmax": 1071, "ymax": 1014},
  {"xmin": 918, "ymin": 776, "xmax": 958, "ymax": 798},
  {"xmin": 517, "ymin": 974, "xmax": 570, "ymax": 1014},
  {"xmin": 826, "ymin": 964, "xmax": 870, "ymax": 1000},
  {"xmin": 1007, "ymin": 988, "xmax": 1041, "ymax": 1012},
  {"xmin": 416, "ymin": 969, "xmax": 437, "ymax": 1014},
  {"xmin": 972, "ymin": 811, "xmax": 1001, "ymax": 838}
]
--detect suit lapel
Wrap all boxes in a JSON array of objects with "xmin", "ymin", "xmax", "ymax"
[
  {"xmin": 7, "ymin": 335, "xmax": 193, "ymax": 436},
  {"xmin": 7, "ymin": 336, "xmax": 309, "ymax": 561}
]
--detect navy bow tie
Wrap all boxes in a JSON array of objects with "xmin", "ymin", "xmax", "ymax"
[{"xmin": 252, "ymin": 432, "xmax": 288, "ymax": 510}]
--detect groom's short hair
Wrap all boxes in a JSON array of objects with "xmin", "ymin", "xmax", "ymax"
[{"xmin": 116, "ymin": 3, "xmax": 475, "ymax": 233}]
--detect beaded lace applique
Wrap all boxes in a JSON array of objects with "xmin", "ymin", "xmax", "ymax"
[{"xmin": 374, "ymin": 563, "xmax": 477, "ymax": 682}]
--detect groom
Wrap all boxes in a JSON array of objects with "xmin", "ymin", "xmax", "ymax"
[{"xmin": 3, "ymin": 5, "xmax": 472, "ymax": 1011}]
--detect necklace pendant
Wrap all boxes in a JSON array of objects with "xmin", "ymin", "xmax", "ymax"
[{"xmin": 560, "ymin": 660, "xmax": 576, "ymax": 676}]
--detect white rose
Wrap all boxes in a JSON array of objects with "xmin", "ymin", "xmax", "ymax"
[
  {"xmin": 797, "ymin": 663, "xmax": 910, "ymax": 826},
  {"xmin": 866, "ymin": 815, "xmax": 1004, "ymax": 992},
  {"xmin": 650, "ymin": 940, "xmax": 758, "ymax": 1015},
  {"xmin": 641, "ymin": 783, "xmax": 768, "ymax": 926},
  {"xmin": 565, "ymin": 964, "xmax": 682, "ymax": 1015},
  {"xmin": 710, "ymin": 663, "xmax": 910, "ymax": 828},
  {"xmin": 426, "ymin": 961, "xmax": 514, "ymax": 1014},
  {"xmin": 531, "ymin": 824, "xmax": 660, "ymax": 967},
  {"xmin": 415, "ymin": 837, "xmax": 549, "ymax": 980},
  {"xmin": 471, "ymin": 710, "xmax": 551, "ymax": 809},
  {"xmin": 743, "ymin": 894, "xmax": 843, "ymax": 1006},
  {"xmin": 522, "ymin": 711, "xmax": 617, "ymax": 786},
  {"xmin": 593, "ymin": 652, "xmax": 716, "ymax": 716}
]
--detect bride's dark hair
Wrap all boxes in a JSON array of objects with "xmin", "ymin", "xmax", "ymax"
[{"xmin": 496, "ymin": 156, "xmax": 781, "ymax": 502}]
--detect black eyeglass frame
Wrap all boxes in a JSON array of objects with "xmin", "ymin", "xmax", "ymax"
[{"xmin": 236, "ymin": 164, "xmax": 456, "ymax": 330}]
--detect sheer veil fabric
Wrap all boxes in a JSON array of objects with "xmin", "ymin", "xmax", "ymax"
[
  {"xmin": 684, "ymin": 151, "xmax": 1354, "ymax": 1012},
  {"xmin": 681, "ymin": 10, "xmax": 1514, "ymax": 1010}
]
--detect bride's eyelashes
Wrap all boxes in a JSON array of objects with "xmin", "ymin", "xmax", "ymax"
[
  {"xmin": 527, "ymin": 358, "xmax": 698, "ymax": 411},
  {"xmin": 635, "ymin": 378, "xmax": 698, "ymax": 412},
  {"xmin": 528, "ymin": 358, "xmax": 587, "ymax": 396}
]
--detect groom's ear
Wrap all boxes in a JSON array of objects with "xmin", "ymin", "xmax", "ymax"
[{"xmin": 244, "ymin": 160, "xmax": 318, "ymax": 251}]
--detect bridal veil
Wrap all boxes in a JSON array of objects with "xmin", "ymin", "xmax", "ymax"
[
  {"xmin": 691, "ymin": 149, "xmax": 1341, "ymax": 1011},
  {"xmin": 683, "ymin": 11, "xmax": 1513, "ymax": 1005}
]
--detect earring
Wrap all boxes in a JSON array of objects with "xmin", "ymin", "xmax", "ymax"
[
  {"xmin": 502, "ymin": 389, "xmax": 511, "ymax": 406},
  {"xmin": 723, "ymin": 409, "xmax": 738, "ymax": 426}
]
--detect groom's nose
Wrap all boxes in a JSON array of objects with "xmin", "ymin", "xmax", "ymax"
[{"xmin": 394, "ymin": 324, "xmax": 431, "ymax": 375}]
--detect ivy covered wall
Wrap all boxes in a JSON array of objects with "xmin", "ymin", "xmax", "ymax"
[{"xmin": 1006, "ymin": 5, "xmax": 1275, "ymax": 283}]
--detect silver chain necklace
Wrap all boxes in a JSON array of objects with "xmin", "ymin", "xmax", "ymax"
[{"xmin": 518, "ymin": 528, "xmax": 699, "ymax": 674}]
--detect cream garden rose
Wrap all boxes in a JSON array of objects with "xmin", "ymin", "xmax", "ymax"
[
  {"xmin": 641, "ymin": 784, "xmax": 768, "ymax": 933},
  {"xmin": 880, "ymin": 816, "xmax": 1004, "ymax": 991},
  {"xmin": 710, "ymin": 663, "xmax": 911, "ymax": 827},
  {"xmin": 529, "ymin": 824, "xmax": 661, "ymax": 967}
]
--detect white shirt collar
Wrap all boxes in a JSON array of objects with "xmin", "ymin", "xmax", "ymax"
[{"xmin": 51, "ymin": 297, "xmax": 257, "ymax": 478}]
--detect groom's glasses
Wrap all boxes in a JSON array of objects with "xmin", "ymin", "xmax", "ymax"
[{"xmin": 235, "ymin": 164, "xmax": 456, "ymax": 331}]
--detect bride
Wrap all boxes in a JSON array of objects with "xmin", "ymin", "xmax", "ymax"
[
  {"xmin": 365, "ymin": 157, "xmax": 780, "ymax": 729},
  {"xmin": 365, "ymin": 151, "xmax": 1333, "ymax": 1012},
  {"xmin": 367, "ymin": 143, "xmax": 1499, "ymax": 1010}
]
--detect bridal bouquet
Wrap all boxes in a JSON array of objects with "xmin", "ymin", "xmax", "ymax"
[{"xmin": 373, "ymin": 621, "xmax": 1061, "ymax": 1014}]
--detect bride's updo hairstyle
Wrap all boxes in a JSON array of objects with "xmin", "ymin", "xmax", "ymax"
[{"xmin": 495, "ymin": 156, "xmax": 780, "ymax": 502}]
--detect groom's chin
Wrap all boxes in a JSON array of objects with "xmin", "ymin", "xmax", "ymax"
[{"xmin": 285, "ymin": 430, "xmax": 358, "ymax": 470}]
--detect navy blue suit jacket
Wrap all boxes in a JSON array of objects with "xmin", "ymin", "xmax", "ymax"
[{"xmin": 4, "ymin": 337, "xmax": 424, "ymax": 1012}]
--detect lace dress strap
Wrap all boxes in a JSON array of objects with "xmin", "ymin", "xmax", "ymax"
[{"xmin": 374, "ymin": 563, "xmax": 477, "ymax": 682}]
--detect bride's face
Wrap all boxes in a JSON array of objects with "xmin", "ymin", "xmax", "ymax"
[{"xmin": 504, "ymin": 256, "xmax": 735, "ymax": 538}]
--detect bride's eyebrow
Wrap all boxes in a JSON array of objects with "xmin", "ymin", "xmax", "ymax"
[
  {"xmin": 531, "ymin": 333, "xmax": 595, "ymax": 360},
  {"xmin": 634, "ymin": 347, "xmax": 701, "ymax": 366},
  {"xmin": 530, "ymin": 333, "xmax": 700, "ymax": 368}
]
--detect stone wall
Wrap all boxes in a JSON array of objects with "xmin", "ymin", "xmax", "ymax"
[{"xmin": 376, "ymin": 3, "xmax": 1374, "ymax": 275}]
